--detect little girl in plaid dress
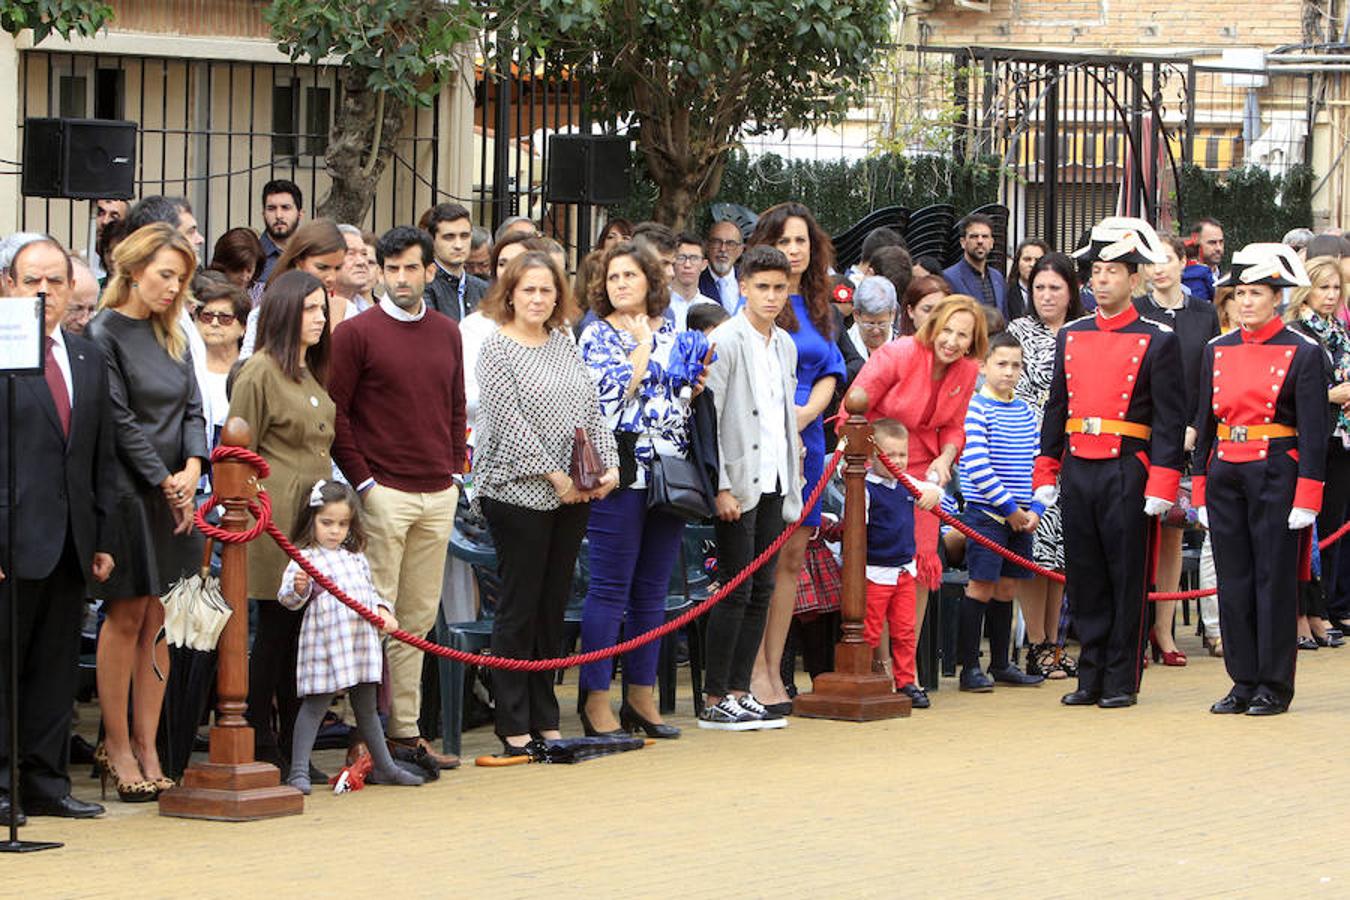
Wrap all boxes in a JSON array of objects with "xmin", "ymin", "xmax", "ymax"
[{"xmin": 278, "ymin": 480, "xmax": 423, "ymax": 795}]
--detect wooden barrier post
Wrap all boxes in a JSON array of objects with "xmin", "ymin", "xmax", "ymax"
[
  {"xmin": 793, "ymin": 389, "xmax": 911, "ymax": 721},
  {"xmin": 159, "ymin": 419, "xmax": 304, "ymax": 821}
]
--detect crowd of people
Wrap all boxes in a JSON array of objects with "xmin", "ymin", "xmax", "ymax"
[{"xmin": 2, "ymin": 177, "xmax": 1347, "ymax": 826}]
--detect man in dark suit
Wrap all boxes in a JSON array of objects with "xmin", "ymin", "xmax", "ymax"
[
  {"xmin": 0, "ymin": 238, "xmax": 116, "ymax": 825},
  {"xmin": 422, "ymin": 203, "xmax": 489, "ymax": 320},
  {"xmin": 943, "ymin": 213, "xmax": 1007, "ymax": 317}
]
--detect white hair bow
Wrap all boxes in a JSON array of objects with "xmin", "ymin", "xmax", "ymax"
[{"xmin": 308, "ymin": 479, "xmax": 328, "ymax": 507}]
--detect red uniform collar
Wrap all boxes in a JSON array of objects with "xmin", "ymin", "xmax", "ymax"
[
  {"xmin": 1240, "ymin": 316, "xmax": 1284, "ymax": 344},
  {"xmin": 1094, "ymin": 303, "xmax": 1139, "ymax": 332}
]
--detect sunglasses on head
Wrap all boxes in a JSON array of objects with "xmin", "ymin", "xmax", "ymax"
[{"xmin": 197, "ymin": 310, "xmax": 238, "ymax": 325}]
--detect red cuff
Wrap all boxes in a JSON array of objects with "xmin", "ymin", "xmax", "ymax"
[
  {"xmin": 1191, "ymin": 475, "xmax": 1206, "ymax": 508},
  {"xmin": 1294, "ymin": 477, "xmax": 1324, "ymax": 513},
  {"xmin": 1033, "ymin": 455, "xmax": 1061, "ymax": 490},
  {"xmin": 1145, "ymin": 466, "xmax": 1181, "ymax": 503}
]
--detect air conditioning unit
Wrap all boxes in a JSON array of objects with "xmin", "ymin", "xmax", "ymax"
[{"xmin": 954, "ymin": 0, "xmax": 992, "ymax": 10}]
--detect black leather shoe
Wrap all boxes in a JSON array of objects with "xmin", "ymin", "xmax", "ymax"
[
  {"xmin": 579, "ymin": 707, "xmax": 627, "ymax": 738},
  {"xmin": 69, "ymin": 734, "xmax": 97, "ymax": 765},
  {"xmin": 24, "ymin": 794, "xmax": 104, "ymax": 818},
  {"xmin": 1061, "ymin": 689, "xmax": 1100, "ymax": 706},
  {"xmin": 898, "ymin": 684, "xmax": 931, "ymax": 708},
  {"xmin": 619, "ymin": 702, "xmax": 681, "ymax": 739},
  {"xmin": 1210, "ymin": 693, "xmax": 1250, "ymax": 714},
  {"xmin": 990, "ymin": 664, "xmax": 1045, "ymax": 686},
  {"xmin": 959, "ymin": 667, "xmax": 995, "ymax": 692},
  {"xmin": 1097, "ymin": 693, "xmax": 1137, "ymax": 709},
  {"xmin": 1246, "ymin": 695, "xmax": 1288, "ymax": 716},
  {"xmin": 0, "ymin": 795, "xmax": 25, "ymax": 827}
]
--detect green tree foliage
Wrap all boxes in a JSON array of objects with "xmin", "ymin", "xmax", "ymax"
[
  {"xmin": 0, "ymin": 0, "xmax": 111, "ymax": 43},
  {"xmin": 265, "ymin": 0, "xmax": 480, "ymax": 224},
  {"xmin": 1175, "ymin": 163, "xmax": 1313, "ymax": 262},
  {"xmin": 509, "ymin": 0, "xmax": 896, "ymax": 228}
]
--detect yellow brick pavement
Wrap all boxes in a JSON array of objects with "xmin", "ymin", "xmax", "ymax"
[{"xmin": 4, "ymin": 630, "xmax": 1348, "ymax": 899}]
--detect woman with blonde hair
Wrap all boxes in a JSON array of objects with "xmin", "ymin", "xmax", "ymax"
[
  {"xmin": 86, "ymin": 222, "xmax": 205, "ymax": 800},
  {"xmin": 852, "ymin": 293, "xmax": 988, "ymax": 705},
  {"xmin": 1287, "ymin": 255, "xmax": 1350, "ymax": 643}
]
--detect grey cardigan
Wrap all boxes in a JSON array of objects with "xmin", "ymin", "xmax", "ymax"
[{"xmin": 705, "ymin": 314, "xmax": 804, "ymax": 522}]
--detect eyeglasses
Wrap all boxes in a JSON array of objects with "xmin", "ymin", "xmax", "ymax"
[
  {"xmin": 858, "ymin": 321, "xmax": 893, "ymax": 332},
  {"xmin": 707, "ymin": 239, "xmax": 742, "ymax": 250},
  {"xmin": 675, "ymin": 254, "xmax": 705, "ymax": 265},
  {"xmin": 197, "ymin": 310, "xmax": 238, "ymax": 325}
]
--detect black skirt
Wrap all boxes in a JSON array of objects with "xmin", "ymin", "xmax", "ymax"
[{"xmin": 97, "ymin": 486, "xmax": 202, "ymax": 601}]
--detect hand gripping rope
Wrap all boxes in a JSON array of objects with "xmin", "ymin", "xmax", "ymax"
[
  {"xmin": 195, "ymin": 445, "xmax": 846, "ymax": 671},
  {"xmin": 871, "ymin": 447, "xmax": 1350, "ymax": 602}
]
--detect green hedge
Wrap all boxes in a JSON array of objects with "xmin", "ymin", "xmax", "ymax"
[
  {"xmin": 1174, "ymin": 163, "xmax": 1313, "ymax": 260},
  {"xmin": 612, "ymin": 150, "xmax": 1002, "ymax": 234}
]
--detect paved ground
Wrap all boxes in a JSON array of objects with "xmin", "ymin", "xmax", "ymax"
[{"xmin": 4, "ymin": 628, "xmax": 1348, "ymax": 898}]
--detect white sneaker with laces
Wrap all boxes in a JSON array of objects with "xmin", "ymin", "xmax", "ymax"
[{"xmin": 697, "ymin": 695, "xmax": 760, "ymax": 731}]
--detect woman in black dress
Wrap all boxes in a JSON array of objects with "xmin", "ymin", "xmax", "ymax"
[{"xmin": 87, "ymin": 223, "xmax": 205, "ymax": 799}]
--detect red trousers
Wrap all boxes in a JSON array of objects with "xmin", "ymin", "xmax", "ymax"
[{"xmin": 864, "ymin": 575, "xmax": 917, "ymax": 688}]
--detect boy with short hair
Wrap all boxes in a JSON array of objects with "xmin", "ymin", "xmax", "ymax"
[
  {"xmin": 957, "ymin": 332, "xmax": 1047, "ymax": 692},
  {"xmin": 863, "ymin": 419, "xmax": 942, "ymax": 708}
]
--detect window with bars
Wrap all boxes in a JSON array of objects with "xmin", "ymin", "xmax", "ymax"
[{"xmin": 271, "ymin": 80, "xmax": 332, "ymax": 158}]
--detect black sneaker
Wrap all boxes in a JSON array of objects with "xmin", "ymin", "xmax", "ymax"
[
  {"xmin": 959, "ymin": 666, "xmax": 995, "ymax": 692},
  {"xmin": 898, "ymin": 683, "xmax": 930, "ymax": 708},
  {"xmin": 989, "ymin": 664, "xmax": 1044, "ymax": 686},
  {"xmin": 736, "ymin": 693, "xmax": 788, "ymax": 729},
  {"xmin": 697, "ymin": 696, "xmax": 760, "ymax": 731}
]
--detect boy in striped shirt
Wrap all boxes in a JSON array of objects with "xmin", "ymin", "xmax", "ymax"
[{"xmin": 956, "ymin": 333, "xmax": 1047, "ymax": 692}]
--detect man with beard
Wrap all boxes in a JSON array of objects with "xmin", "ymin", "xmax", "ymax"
[
  {"xmin": 700, "ymin": 219, "xmax": 745, "ymax": 312},
  {"xmin": 259, "ymin": 179, "xmax": 304, "ymax": 282},
  {"xmin": 1182, "ymin": 217, "xmax": 1226, "ymax": 303},
  {"xmin": 423, "ymin": 203, "xmax": 488, "ymax": 321},
  {"xmin": 944, "ymin": 213, "xmax": 1007, "ymax": 318}
]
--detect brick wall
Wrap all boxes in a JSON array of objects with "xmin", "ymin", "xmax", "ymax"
[{"xmin": 911, "ymin": 0, "xmax": 1310, "ymax": 53}]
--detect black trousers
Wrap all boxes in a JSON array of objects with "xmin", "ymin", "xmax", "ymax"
[
  {"xmin": 1208, "ymin": 455, "xmax": 1301, "ymax": 706},
  {"xmin": 706, "ymin": 492, "xmax": 785, "ymax": 698},
  {"xmin": 1317, "ymin": 441, "xmax": 1350, "ymax": 621},
  {"xmin": 0, "ymin": 539, "xmax": 85, "ymax": 802},
  {"xmin": 246, "ymin": 599, "xmax": 303, "ymax": 762},
  {"xmin": 1061, "ymin": 456, "xmax": 1150, "ymax": 698},
  {"xmin": 482, "ymin": 497, "xmax": 590, "ymax": 738}
]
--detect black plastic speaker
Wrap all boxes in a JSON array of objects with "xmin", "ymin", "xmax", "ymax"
[
  {"xmin": 546, "ymin": 135, "xmax": 631, "ymax": 206},
  {"xmin": 22, "ymin": 117, "xmax": 137, "ymax": 200}
]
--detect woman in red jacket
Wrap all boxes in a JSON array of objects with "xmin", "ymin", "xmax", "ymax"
[{"xmin": 853, "ymin": 294, "xmax": 987, "ymax": 646}]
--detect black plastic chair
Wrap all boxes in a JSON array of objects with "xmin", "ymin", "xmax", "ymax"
[
  {"xmin": 905, "ymin": 204, "xmax": 957, "ymax": 268},
  {"xmin": 830, "ymin": 206, "xmax": 911, "ymax": 272}
]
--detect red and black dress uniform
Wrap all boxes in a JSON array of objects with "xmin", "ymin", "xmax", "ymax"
[
  {"xmin": 1193, "ymin": 316, "xmax": 1328, "ymax": 713},
  {"xmin": 1034, "ymin": 303, "xmax": 1187, "ymax": 702}
]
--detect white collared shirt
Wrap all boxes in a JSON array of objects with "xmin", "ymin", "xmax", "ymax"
[
  {"xmin": 861, "ymin": 470, "xmax": 930, "ymax": 585},
  {"xmin": 380, "ymin": 296, "xmax": 426, "ymax": 322},
  {"xmin": 48, "ymin": 326, "xmax": 73, "ymax": 405},
  {"xmin": 747, "ymin": 324, "xmax": 790, "ymax": 495}
]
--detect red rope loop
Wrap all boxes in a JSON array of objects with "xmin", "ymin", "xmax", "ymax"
[
  {"xmin": 194, "ymin": 491, "xmax": 273, "ymax": 544},
  {"xmin": 210, "ymin": 443, "xmax": 271, "ymax": 479},
  {"xmin": 252, "ymin": 448, "xmax": 848, "ymax": 671}
]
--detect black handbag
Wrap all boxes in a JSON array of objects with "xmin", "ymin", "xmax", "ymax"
[{"xmin": 647, "ymin": 452, "xmax": 713, "ymax": 522}]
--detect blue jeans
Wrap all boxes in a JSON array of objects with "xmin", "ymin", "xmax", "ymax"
[{"xmin": 579, "ymin": 488, "xmax": 685, "ymax": 692}]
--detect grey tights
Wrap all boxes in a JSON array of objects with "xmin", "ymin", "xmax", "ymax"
[{"xmin": 287, "ymin": 682, "xmax": 421, "ymax": 794}]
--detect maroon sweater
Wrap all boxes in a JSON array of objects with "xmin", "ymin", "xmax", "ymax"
[{"xmin": 328, "ymin": 303, "xmax": 467, "ymax": 493}]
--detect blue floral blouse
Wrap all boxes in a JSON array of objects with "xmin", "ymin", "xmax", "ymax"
[{"xmin": 579, "ymin": 317, "xmax": 692, "ymax": 489}]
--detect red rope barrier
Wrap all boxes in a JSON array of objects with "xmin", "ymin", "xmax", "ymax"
[
  {"xmin": 196, "ymin": 445, "xmax": 845, "ymax": 672},
  {"xmin": 873, "ymin": 449, "xmax": 1350, "ymax": 601}
]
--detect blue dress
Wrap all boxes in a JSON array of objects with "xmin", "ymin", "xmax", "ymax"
[{"xmin": 786, "ymin": 294, "xmax": 847, "ymax": 526}]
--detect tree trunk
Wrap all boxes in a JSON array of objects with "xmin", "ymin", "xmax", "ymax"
[
  {"xmin": 642, "ymin": 143, "xmax": 731, "ymax": 229},
  {"xmin": 316, "ymin": 67, "xmax": 407, "ymax": 225}
]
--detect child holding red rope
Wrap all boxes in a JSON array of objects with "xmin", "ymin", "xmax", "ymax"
[{"xmin": 278, "ymin": 480, "xmax": 423, "ymax": 794}]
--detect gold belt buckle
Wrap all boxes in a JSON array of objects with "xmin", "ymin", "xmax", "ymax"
[
  {"xmin": 1082, "ymin": 416, "xmax": 1102, "ymax": 436},
  {"xmin": 1230, "ymin": 425, "xmax": 1248, "ymax": 443}
]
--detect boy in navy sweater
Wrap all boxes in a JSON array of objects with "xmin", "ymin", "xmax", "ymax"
[
  {"xmin": 863, "ymin": 418, "xmax": 942, "ymax": 707},
  {"xmin": 956, "ymin": 333, "xmax": 1046, "ymax": 692}
]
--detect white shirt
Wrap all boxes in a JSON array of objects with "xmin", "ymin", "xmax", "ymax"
[
  {"xmin": 747, "ymin": 325, "xmax": 790, "ymax": 495},
  {"xmin": 846, "ymin": 323, "xmax": 871, "ymax": 363},
  {"xmin": 712, "ymin": 270, "xmax": 740, "ymax": 312},
  {"xmin": 379, "ymin": 296, "xmax": 426, "ymax": 321},
  {"xmin": 667, "ymin": 288, "xmax": 715, "ymax": 331},
  {"xmin": 459, "ymin": 310, "xmax": 498, "ymax": 443},
  {"xmin": 861, "ymin": 470, "xmax": 930, "ymax": 585},
  {"xmin": 48, "ymin": 326, "xmax": 73, "ymax": 406}
]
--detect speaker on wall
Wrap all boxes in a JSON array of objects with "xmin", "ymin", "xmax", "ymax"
[
  {"xmin": 547, "ymin": 134, "xmax": 631, "ymax": 206},
  {"xmin": 22, "ymin": 117, "xmax": 137, "ymax": 200}
]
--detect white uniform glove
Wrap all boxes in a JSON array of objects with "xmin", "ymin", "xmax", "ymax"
[
  {"xmin": 1288, "ymin": 507, "xmax": 1317, "ymax": 531},
  {"xmin": 1197, "ymin": 506, "xmax": 1209, "ymax": 529},
  {"xmin": 1143, "ymin": 496, "xmax": 1172, "ymax": 517},
  {"xmin": 1033, "ymin": 485, "xmax": 1058, "ymax": 507}
]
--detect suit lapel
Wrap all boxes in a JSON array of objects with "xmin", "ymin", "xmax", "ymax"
[
  {"xmin": 22, "ymin": 366, "xmax": 64, "ymax": 439},
  {"xmin": 65, "ymin": 345, "xmax": 97, "ymax": 452}
]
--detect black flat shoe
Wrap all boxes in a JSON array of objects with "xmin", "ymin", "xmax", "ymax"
[
  {"xmin": 959, "ymin": 667, "xmax": 995, "ymax": 692},
  {"xmin": 1245, "ymin": 696, "xmax": 1288, "ymax": 717},
  {"xmin": 1061, "ymin": 689, "xmax": 1100, "ymax": 706},
  {"xmin": 0, "ymin": 795, "xmax": 25, "ymax": 827},
  {"xmin": 579, "ymin": 707, "xmax": 626, "ymax": 738},
  {"xmin": 898, "ymin": 684, "xmax": 930, "ymax": 709},
  {"xmin": 1315, "ymin": 632, "xmax": 1345, "ymax": 648},
  {"xmin": 619, "ymin": 702, "xmax": 681, "ymax": 739},
  {"xmin": 1210, "ymin": 693, "xmax": 1250, "ymax": 714},
  {"xmin": 1297, "ymin": 636, "xmax": 1319, "ymax": 651},
  {"xmin": 1097, "ymin": 693, "xmax": 1137, "ymax": 709},
  {"xmin": 763, "ymin": 701, "xmax": 795, "ymax": 717},
  {"xmin": 24, "ymin": 794, "xmax": 104, "ymax": 818},
  {"xmin": 989, "ymin": 665, "xmax": 1044, "ymax": 686}
]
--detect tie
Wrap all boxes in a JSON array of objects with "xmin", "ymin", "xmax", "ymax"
[{"xmin": 45, "ymin": 336, "xmax": 71, "ymax": 437}]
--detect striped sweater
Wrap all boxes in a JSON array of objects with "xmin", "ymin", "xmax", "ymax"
[{"xmin": 958, "ymin": 386, "xmax": 1045, "ymax": 518}]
